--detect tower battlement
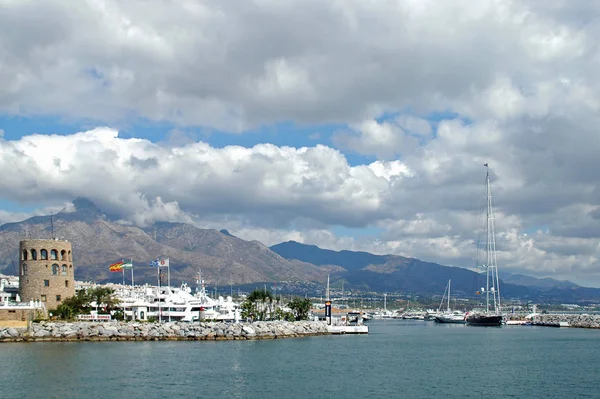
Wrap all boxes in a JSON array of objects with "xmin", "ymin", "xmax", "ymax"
[{"xmin": 18, "ymin": 239, "xmax": 75, "ymax": 310}]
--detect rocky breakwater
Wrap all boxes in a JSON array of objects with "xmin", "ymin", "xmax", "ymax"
[
  {"xmin": 0, "ymin": 320, "xmax": 330, "ymax": 342},
  {"xmin": 532, "ymin": 314, "xmax": 600, "ymax": 328}
]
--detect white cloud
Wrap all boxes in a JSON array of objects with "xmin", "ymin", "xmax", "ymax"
[
  {"xmin": 1, "ymin": 1, "xmax": 599, "ymax": 130},
  {"xmin": 2, "ymin": 1, "xmax": 600, "ymax": 285},
  {"xmin": 2, "ymin": 127, "xmax": 600, "ymax": 284}
]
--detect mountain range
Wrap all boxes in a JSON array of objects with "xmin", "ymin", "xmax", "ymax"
[{"xmin": 0, "ymin": 198, "xmax": 598, "ymax": 303}]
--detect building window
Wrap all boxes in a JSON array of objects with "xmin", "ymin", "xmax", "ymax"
[
  {"xmin": 68, "ymin": 250, "xmax": 72, "ymax": 261},
  {"xmin": 41, "ymin": 249, "xmax": 48, "ymax": 260},
  {"xmin": 52, "ymin": 264, "xmax": 59, "ymax": 275},
  {"xmin": 22, "ymin": 249, "xmax": 28, "ymax": 261},
  {"xmin": 65, "ymin": 280, "xmax": 69, "ymax": 288},
  {"xmin": 22, "ymin": 263, "xmax": 27, "ymax": 276},
  {"xmin": 62, "ymin": 265, "xmax": 67, "ymax": 276},
  {"xmin": 44, "ymin": 280, "xmax": 49, "ymax": 287},
  {"xmin": 56, "ymin": 295, "xmax": 61, "ymax": 302},
  {"xmin": 50, "ymin": 249, "xmax": 58, "ymax": 260},
  {"xmin": 31, "ymin": 249, "xmax": 37, "ymax": 260},
  {"xmin": 61, "ymin": 250, "xmax": 66, "ymax": 261},
  {"xmin": 41, "ymin": 295, "xmax": 46, "ymax": 302}
]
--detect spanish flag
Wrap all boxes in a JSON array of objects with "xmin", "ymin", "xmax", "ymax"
[{"xmin": 109, "ymin": 261, "xmax": 124, "ymax": 272}]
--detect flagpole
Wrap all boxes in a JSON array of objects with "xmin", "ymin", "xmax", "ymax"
[
  {"xmin": 122, "ymin": 259, "xmax": 125, "ymax": 286},
  {"xmin": 167, "ymin": 260, "xmax": 171, "ymax": 323},
  {"xmin": 131, "ymin": 258, "xmax": 134, "ymax": 287},
  {"xmin": 157, "ymin": 260, "xmax": 162, "ymax": 323}
]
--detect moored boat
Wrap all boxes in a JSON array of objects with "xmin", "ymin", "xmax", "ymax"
[
  {"xmin": 467, "ymin": 164, "xmax": 503, "ymax": 327},
  {"xmin": 434, "ymin": 280, "xmax": 467, "ymax": 324}
]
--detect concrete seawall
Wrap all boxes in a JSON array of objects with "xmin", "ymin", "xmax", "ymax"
[
  {"xmin": 532, "ymin": 314, "xmax": 600, "ymax": 328},
  {"xmin": 0, "ymin": 320, "xmax": 330, "ymax": 342}
]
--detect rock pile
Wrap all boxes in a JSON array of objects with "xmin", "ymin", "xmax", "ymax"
[
  {"xmin": 0, "ymin": 320, "xmax": 330, "ymax": 342},
  {"xmin": 532, "ymin": 314, "xmax": 600, "ymax": 328}
]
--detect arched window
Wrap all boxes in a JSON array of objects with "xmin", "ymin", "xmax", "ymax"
[
  {"xmin": 22, "ymin": 263, "xmax": 27, "ymax": 276},
  {"xmin": 22, "ymin": 250, "xmax": 28, "ymax": 261},
  {"xmin": 52, "ymin": 264, "xmax": 59, "ymax": 275},
  {"xmin": 50, "ymin": 249, "xmax": 58, "ymax": 260},
  {"xmin": 41, "ymin": 249, "xmax": 48, "ymax": 260},
  {"xmin": 62, "ymin": 265, "xmax": 67, "ymax": 276},
  {"xmin": 68, "ymin": 250, "xmax": 72, "ymax": 261},
  {"xmin": 31, "ymin": 249, "xmax": 37, "ymax": 260},
  {"xmin": 60, "ymin": 250, "xmax": 66, "ymax": 261}
]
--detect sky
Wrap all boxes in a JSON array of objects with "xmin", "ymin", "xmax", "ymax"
[{"xmin": 1, "ymin": 0, "xmax": 600, "ymax": 286}]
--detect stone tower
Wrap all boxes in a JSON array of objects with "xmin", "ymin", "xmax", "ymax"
[{"xmin": 19, "ymin": 239, "xmax": 75, "ymax": 310}]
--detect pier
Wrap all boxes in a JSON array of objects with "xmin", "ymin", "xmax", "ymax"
[
  {"xmin": 532, "ymin": 314, "xmax": 600, "ymax": 328},
  {"xmin": 0, "ymin": 320, "xmax": 330, "ymax": 342}
]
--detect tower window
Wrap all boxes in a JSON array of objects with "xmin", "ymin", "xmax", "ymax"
[
  {"xmin": 65, "ymin": 280, "xmax": 69, "ymax": 287},
  {"xmin": 52, "ymin": 264, "xmax": 59, "ymax": 275},
  {"xmin": 56, "ymin": 295, "xmax": 61, "ymax": 302},
  {"xmin": 44, "ymin": 280, "xmax": 49, "ymax": 287},
  {"xmin": 41, "ymin": 249, "xmax": 48, "ymax": 260},
  {"xmin": 62, "ymin": 265, "xmax": 67, "ymax": 276},
  {"xmin": 22, "ymin": 263, "xmax": 27, "ymax": 276},
  {"xmin": 31, "ymin": 249, "xmax": 37, "ymax": 260},
  {"xmin": 22, "ymin": 250, "xmax": 28, "ymax": 261},
  {"xmin": 61, "ymin": 250, "xmax": 66, "ymax": 261},
  {"xmin": 50, "ymin": 249, "xmax": 58, "ymax": 260},
  {"xmin": 41, "ymin": 295, "xmax": 46, "ymax": 302}
]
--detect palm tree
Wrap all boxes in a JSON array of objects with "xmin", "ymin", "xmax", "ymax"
[{"xmin": 246, "ymin": 289, "xmax": 274, "ymax": 320}]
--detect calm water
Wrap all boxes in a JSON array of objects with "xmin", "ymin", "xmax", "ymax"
[{"xmin": 2, "ymin": 320, "xmax": 599, "ymax": 399}]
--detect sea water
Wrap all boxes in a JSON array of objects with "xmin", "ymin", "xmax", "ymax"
[{"xmin": 1, "ymin": 320, "xmax": 599, "ymax": 399}]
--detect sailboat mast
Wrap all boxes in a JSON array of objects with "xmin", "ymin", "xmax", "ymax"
[
  {"xmin": 485, "ymin": 164, "xmax": 501, "ymax": 315},
  {"xmin": 485, "ymin": 168, "xmax": 491, "ymax": 314},
  {"xmin": 447, "ymin": 280, "xmax": 451, "ymax": 312}
]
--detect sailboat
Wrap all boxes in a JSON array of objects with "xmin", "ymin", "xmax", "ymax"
[
  {"xmin": 467, "ymin": 164, "xmax": 503, "ymax": 327},
  {"xmin": 434, "ymin": 279, "xmax": 467, "ymax": 324}
]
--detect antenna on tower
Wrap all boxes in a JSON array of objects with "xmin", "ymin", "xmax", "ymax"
[{"xmin": 50, "ymin": 209, "xmax": 55, "ymax": 239}]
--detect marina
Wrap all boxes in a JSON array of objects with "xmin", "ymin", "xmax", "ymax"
[{"xmin": 2, "ymin": 319, "xmax": 599, "ymax": 399}]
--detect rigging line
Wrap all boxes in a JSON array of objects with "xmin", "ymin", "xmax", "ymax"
[{"xmin": 472, "ymin": 170, "xmax": 488, "ymax": 295}]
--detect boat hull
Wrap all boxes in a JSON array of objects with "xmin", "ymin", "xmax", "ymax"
[
  {"xmin": 327, "ymin": 325, "xmax": 369, "ymax": 334},
  {"xmin": 434, "ymin": 316, "xmax": 466, "ymax": 324},
  {"xmin": 466, "ymin": 314, "xmax": 503, "ymax": 326}
]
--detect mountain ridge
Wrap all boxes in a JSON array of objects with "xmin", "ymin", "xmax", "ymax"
[{"xmin": 1, "ymin": 199, "xmax": 598, "ymax": 302}]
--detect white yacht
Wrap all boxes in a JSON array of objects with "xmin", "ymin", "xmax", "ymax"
[
  {"xmin": 434, "ymin": 280, "xmax": 467, "ymax": 324},
  {"xmin": 116, "ymin": 275, "xmax": 241, "ymax": 322}
]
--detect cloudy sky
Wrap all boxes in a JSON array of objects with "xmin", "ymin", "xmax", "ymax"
[{"xmin": 1, "ymin": 0, "xmax": 600, "ymax": 286}]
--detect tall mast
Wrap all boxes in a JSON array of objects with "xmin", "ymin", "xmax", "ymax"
[
  {"xmin": 383, "ymin": 293, "xmax": 387, "ymax": 313},
  {"xmin": 484, "ymin": 164, "xmax": 501, "ymax": 315},
  {"xmin": 447, "ymin": 280, "xmax": 451, "ymax": 312},
  {"xmin": 326, "ymin": 274, "xmax": 330, "ymax": 302}
]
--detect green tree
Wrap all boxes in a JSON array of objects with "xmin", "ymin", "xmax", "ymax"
[
  {"xmin": 243, "ymin": 289, "xmax": 274, "ymax": 321},
  {"xmin": 273, "ymin": 307, "xmax": 295, "ymax": 321},
  {"xmin": 87, "ymin": 286, "xmax": 119, "ymax": 313},
  {"xmin": 241, "ymin": 299, "xmax": 258, "ymax": 321},
  {"xmin": 288, "ymin": 298, "xmax": 312, "ymax": 321},
  {"xmin": 54, "ymin": 289, "xmax": 90, "ymax": 320},
  {"xmin": 53, "ymin": 287, "xmax": 120, "ymax": 320}
]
